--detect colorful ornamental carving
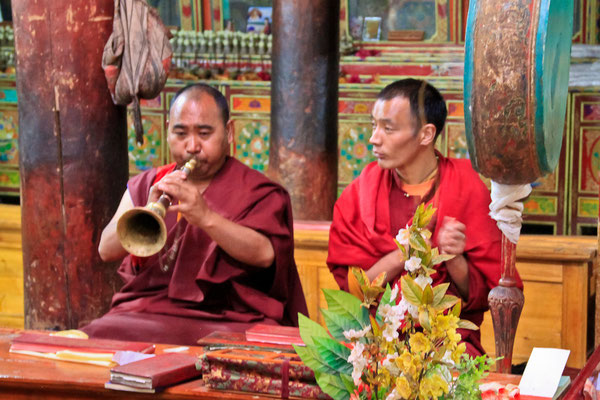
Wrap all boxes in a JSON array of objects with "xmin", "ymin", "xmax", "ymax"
[{"xmin": 464, "ymin": 0, "xmax": 574, "ymax": 184}]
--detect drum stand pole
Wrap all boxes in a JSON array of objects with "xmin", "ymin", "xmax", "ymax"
[{"xmin": 488, "ymin": 234, "xmax": 524, "ymax": 373}]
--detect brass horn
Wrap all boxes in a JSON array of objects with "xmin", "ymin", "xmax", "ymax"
[{"xmin": 117, "ymin": 158, "xmax": 197, "ymax": 257}]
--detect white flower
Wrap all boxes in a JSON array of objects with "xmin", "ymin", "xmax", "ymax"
[
  {"xmin": 414, "ymin": 274, "xmax": 433, "ymax": 289},
  {"xmin": 381, "ymin": 352, "xmax": 399, "ymax": 375},
  {"xmin": 399, "ymin": 297, "xmax": 419, "ymax": 319},
  {"xmin": 441, "ymin": 350, "xmax": 455, "ymax": 367},
  {"xmin": 343, "ymin": 325, "xmax": 371, "ymax": 341},
  {"xmin": 379, "ymin": 302, "xmax": 408, "ymax": 342},
  {"xmin": 382, "ymin": 323, "xmax": 400, "ymax": 342},
  {"xmin": 389, "ymin": 284, "xmax": 399, "ymax": 301},
  {"xmin": 347, "ymin": 342, "xmax": 367, "ymax": 385},
  {"xmin": 385, "ymin": 388, "xmax": 401, "ymax": 400},
  {"xmin": 404, "ymin": 256, "xmax": 422, "ymax": 273},
  {"xmin": 396, "ymin": 225, "xmax": 410, "ymax": 247}
]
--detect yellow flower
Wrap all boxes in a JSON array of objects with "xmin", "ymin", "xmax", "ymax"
[
  {"xmin": 409, "ymin": 332, "xmax": 431, "ymax": 354},
  {"xmin": 447, "ymin": 329, "xmax": 462, "ymax": 344},
  {"xmin": 418, "ymin": 373, "xmax": 449, "ymax": 399},
  {"xmin": 431, "ymin": 313, "xmax": 459, "ymax": 339},
  {"xmin": 395, "ymin": 375, "xmax": 413, "ymax": 399},
  {"xmin": 396, "ymin": 350, "xmax": 418, "ymax": 379},
  {"xmin": 452, "ymin": 342, "xmax": 466, "ymax": 363}
]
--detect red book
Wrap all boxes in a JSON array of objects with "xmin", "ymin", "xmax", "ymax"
[
  {"xmin": 245, "ymin": 324, "xmax": 304, "ymax": 346},
  {"xmin": 109, "ymin": 353, "xmax": 201, "ymax": 390},
  {"xmin": 198, "ymin": 331, "xmax": 296, "ymax": 352},
  {"xmin": 11, "ymin": 333, "xmax": 155, "ymax": 354}
]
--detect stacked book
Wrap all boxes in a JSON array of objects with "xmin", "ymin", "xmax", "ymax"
[
  {"xmin": 200, "ymin": 348, "xmax": 327, "ymax": 399},
  {"xmin": 10, "ymin": 332, "xmax": 154, "ymax": 367},
  {"xmin": 105, "ymin": 353, "xmax": 202, "ymax": 393}
]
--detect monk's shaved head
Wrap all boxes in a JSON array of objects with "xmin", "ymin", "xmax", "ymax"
[{"xmin": 170, "ymin": 83, "xmax": 229, "ymax": 125}]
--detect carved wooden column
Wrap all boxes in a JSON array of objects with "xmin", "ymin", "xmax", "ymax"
[
  {"xmin": 269, "ymin": 0, "xmax": 339, "ymax": 220},
  {"xmin": 465, "ymin": 0, "xmax": 573, "ymax": 372},
  {"xmin": 13, "ymin": 0, "xmax": 128, "ymax": 329}
]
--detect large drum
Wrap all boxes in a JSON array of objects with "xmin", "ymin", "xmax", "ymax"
[{"xmin": 464, "ymin": 0, "xmax": 573, "ymax": 184}]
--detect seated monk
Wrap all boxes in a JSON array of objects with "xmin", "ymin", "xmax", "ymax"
[
  {"xmin": 327, "ymin": 78, "xmax": 522, "ymax": 356},
  {"xmin": 82, "ymin": 83, "xmax": 307, "ymax": 345}
]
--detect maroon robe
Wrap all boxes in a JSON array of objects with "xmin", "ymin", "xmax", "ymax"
[
  {"xmin": 327, "ymin": 154, "xmax": 522, "ymax": 356},
  {"xmin": 82, "ymin": 157, "xmax": 308, "ymax": 345}
]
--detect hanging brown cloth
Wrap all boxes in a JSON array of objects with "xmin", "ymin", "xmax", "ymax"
[{"xmin": 102, "ymin": 0, "xmax": 172, "ymax": 144}]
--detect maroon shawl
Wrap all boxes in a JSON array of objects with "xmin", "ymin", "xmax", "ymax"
[{"xmin": 109, "ymin": 156, "xmax": 307, "ymax": 326}]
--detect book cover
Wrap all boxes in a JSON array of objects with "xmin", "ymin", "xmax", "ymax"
[
  {"xmin": 245, "ymin": 324, "xmax": 304, "ymax": 346},
  {"xmin": 109, "ymin": 353, "xmax": 201, "ymax": 389},
  {"xmin": 198, "ymin": 331, "xmax": 296, "ymax": 352},
  {"xmin": 11, "ymin": 332, "xmax": 155, "ymax": 354}
]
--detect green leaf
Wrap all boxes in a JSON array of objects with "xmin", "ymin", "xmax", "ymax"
[
  {"xmin": 400, "ymin": 275, "xmax": 423, "ymax": 306},
  {"xmin": 294, "ymin": 344, "xmax": 339, "ymax": 375},
  {"xmin": 421, "ymin": 229, "xmax": 432, "ymax": 239},
  {"xmin": 420, "ymin": 251, "xmax": 432, "ymax": 269},
  {"xmin": 315, "ymin": 372, "xmax": 352, "ymax": 400},
  {"xmin": 413, "ymin": 206, "xmax": 421, "ymax": 227},
  {"xmin": 397, "ymin": 243, "xmax": 408, "ymax": 258},
  {"xmin": 340, "ymin": 373, "xmax": 356, "ymax": 394},
  {"xmin": 370, "ymin": 314, "xmax": 381, "ymax": 338},
  {"xmin": 371, "ymin": 272, "xmax": 386, "ymax": 288},
  {"xmin": 433, "ymin": 282, "xmax": 450, "ymax": 307},
  {"xmin": 376, "ymin": 284, "xmax": 394, "ymax": 324},
  {"xmin": 423, "ymin": 266, "xmax": 437, "ymax": 275},
  {"xmin": 313, "ymin": 336, "xmax": 353, "ymax": 375},
  {"xmin": 321, "ymin": 308, "xmax": 363, "ymax": 342},
  {"xmin": 458, "ymin": 319, "xmax": 479, "ymax": 330},
  {"xmin": 419, "ymin": 308, "xmax": 431, "ymax": 331},
  {"xmin": 433, "ymin": 294, "xmax": 459, "ymax": 312},
  {"xmin": 432, "ymin": 283, "xmax": 450, "ymax": 306},
  {"xmin": 323, "ymin": 289, "xmax": 370, "ymax": 328},
  {"xmin": 298, "ymin": 313, "xmax": 330, "ymax": 346},
  {"xmin": 451, "ymin": 302, "xmax": 462, "ymax": 317},
  {"xmin": 420, "ymin": 204, "xmax": 437, "ymax": 227},
  {"xmin": 409, "ymin": 232, "xmax": 428, "ymax": 252},
  {"xmin": 362, "ymin": 286, "xmax": 386, "ymax": 306},
  {"xmin": 422, "ymin": 284, "xmax": 434, "ymax": 305},
  {"xmin": 431, "ymin": 254, "xmax": 456, "ymax": 266},
  {"xmin": 351, "ymin": 267, "xmax": 367, "ymax": 288},
  {"xmin": 380, "ymin": 283, "xmax": 394, "ymax": 306}
]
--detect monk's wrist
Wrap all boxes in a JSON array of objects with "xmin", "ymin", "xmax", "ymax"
[{"xmin": 194, "ymin": 209, "xmax": 219, "ymax": 230}]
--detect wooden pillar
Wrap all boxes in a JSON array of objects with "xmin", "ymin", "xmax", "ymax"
[
  {"xmin": 269, "ymin": 0, "xmax": 339, "ymax": 220},
  {"xmin": 13, "ymin": 1, "xmax": 128, "ymax": 329}
]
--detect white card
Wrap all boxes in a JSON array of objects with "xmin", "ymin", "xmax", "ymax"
[{"xmin": 518, "ymin": 347, "xmax": 570, "ymax": 397}]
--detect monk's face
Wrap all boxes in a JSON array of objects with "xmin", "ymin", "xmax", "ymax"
[
  {"xmin": 167, "ymin": 91, "xmax": 233, "ymax": 181},
  {"xmin": 369, "ymin": 96, "xmax": 423, "ymax": 170}
]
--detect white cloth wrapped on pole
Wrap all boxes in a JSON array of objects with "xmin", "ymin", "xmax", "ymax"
[{"xmin": 488, "ymin": 181, "xmax": 532, "ymax": 244}]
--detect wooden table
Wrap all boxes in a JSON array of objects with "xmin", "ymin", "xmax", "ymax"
[
  {"xmin": 0, "ymin": 329, "xmax": 274, "ymax": 400},
  {"xmin": 0, "ymin": 329, "xmax": 541, "ymax": 399}
]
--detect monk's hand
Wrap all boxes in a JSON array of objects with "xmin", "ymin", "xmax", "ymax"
[
  {"xmin": 148, "ymin": 170, "xmax": 188, "ymax": 204},
  {"xmin": 437, "ymin": 216, "xmax": 466, "ymax": 256},
  {"xmin": 156, "ymin": 173, "xmax": 213, "ymax": 227}
]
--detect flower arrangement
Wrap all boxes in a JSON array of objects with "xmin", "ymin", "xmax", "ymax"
[{"xmin": 295, "ymin": 204, "xmax": 495, "ymax": 400}]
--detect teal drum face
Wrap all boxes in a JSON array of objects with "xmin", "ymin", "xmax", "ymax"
[
  {"xmin": 536, "ymin": 0, "xmax": 573, "ymax": 174},
  {"xmin": 464, "ymin": 0, "xmax": 573, "ymax": 184}
]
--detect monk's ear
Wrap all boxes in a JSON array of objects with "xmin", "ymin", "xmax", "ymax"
[
  {"xmin": 225, "ymin": 120, "xmax": 234, "ymax": 144},
  {"xmin": 419, "ymin": 123, "xmax": 436, "ymax": 146}
]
